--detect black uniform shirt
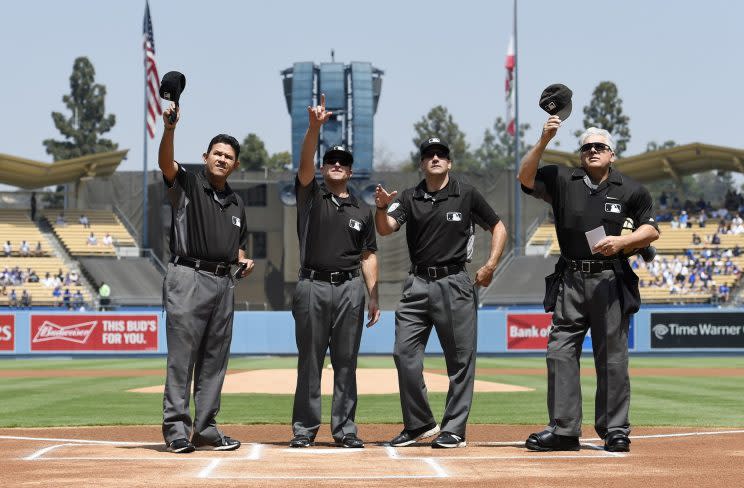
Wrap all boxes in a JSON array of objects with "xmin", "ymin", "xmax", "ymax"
[
  {"xmin": 295, "ymin": 176, "xmax": 377, "ymax": 272},
  {"xmin": 387, "ymin": 177, "xmax": 500, "ymax": 266},
  {"xmin": 522, "ymin": 165, "xmax": 659, "ymax": 260},
  {"xmin": 164, "ymin": 163, "xmax": 248, "ymax": 263}
]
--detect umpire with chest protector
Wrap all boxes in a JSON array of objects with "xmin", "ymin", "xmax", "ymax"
[
  {"xmin": 375, "ymin": 137, "xmax": 507, "ymax": 448},
  {"xmin": 519, "ymin": 85, "xmax": 659, "ymax": 453}
]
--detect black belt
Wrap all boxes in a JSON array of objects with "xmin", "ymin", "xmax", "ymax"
[
  {"xmin": 299, "ymin": 267, "xmax": 359, "ymax": 284},
  {"xmin": 411, "ymin": 263, "xmax": 465, "ymax": 280},
  {"xmin": 171, "ymin": 256, "xmax": 231, "ymax": 276},
  {"xmin": 565, "ymin": 258, "xmax": 617, "ymax": 274}
]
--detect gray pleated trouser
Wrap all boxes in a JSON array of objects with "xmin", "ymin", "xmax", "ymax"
[
  {"xmin": 394, "ymin": 270, "xmax": 477, "ymax": 437},
  {"xmin": 546, "ymin": 268, "xmax": 630, "ymax": 439},
  {"xmin": 162, "ymin": 262, "xmax": 235, "ymax": 444},
  {"xmin": 291, "ymin": 276, "xmax": 366, "ymax": 441}
]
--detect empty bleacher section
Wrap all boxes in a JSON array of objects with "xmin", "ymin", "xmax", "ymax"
[
  {"xmin": 479, "ymin": 255, "xmax": 559, "ymax": 306},
  {"xmin": 78, "ymin": 257, "xmax": 163, "ymax": 306},
  {"xmin": 43, "ymin": 209, "xmax": 137, "ymax": 256},
  {"xmin": 0, "ymin": 257, "xmax": 92, "ymax": 307},
  {"xmin": 0, "ymin": 209, "xmax": 50, "ymax": 257}
]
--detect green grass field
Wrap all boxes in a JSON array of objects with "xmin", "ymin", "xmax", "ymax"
[{"xmin": 0, "ymin": 356, "xmax": 742, "ymax": 428}]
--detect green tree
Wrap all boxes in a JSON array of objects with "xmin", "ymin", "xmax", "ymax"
[
  {"xmin": 409, "ymin": 105, "xmax": 477, "ymax": 170},
  {"xmin": 43, "ymin": 57, "xmax": 117, "ymax": 161},
  {"xmin": 645, "ymin": 140, "xmax": 677, "ymax": 152},
  {"xmin": 266, "ymin": 151, "xmax": 291, "ymax": 172},
  {"xmin": 574, "ymin": 81, "xmax": 630, "ymax": 156},
  {"xmin": 474, "ymin": 117, "xmax": 530, "ymax": 171},
  {"xmin": 239, "ymin": 133, "xmax": 269, "ymax": 170}
]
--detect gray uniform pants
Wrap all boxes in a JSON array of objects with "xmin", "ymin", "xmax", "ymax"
[
  {"xmin": 162, "ymin": 262, "xmax": 235, "ymax": 444},
  {"xmin": 394, "ymin": 270, "xmax": 477, "ymax": 437},
  {"xmin": 291, "ymin": 276, "xmax": 366, "ymax": 441},
  {"xmin": 546, "ymin": 268, "xmax": 630, "ymax": 439}
]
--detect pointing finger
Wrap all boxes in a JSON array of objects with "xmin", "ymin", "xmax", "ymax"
[{"xmin": 320, "ymin": 93, "xmax": 326, "ymax": 109}]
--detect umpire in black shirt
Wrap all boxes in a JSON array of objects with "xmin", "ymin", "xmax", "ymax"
[
  {"xmin": 290, "ymin": 94, "xmax": 380, "ymax": 449},
  {"xmin": 375, "ymin": 137, "xmax": 507, "ymax": 448},
  {"xmin": 158, "ymin": 104, "xmax": 255, "ymax": 453},
  {"xmin": 518, "ymin": 116, "xmax": 659, "ymax": 453}
]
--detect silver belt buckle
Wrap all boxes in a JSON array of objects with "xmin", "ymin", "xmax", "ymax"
[
  {"xmin": 427, "ymin": 267, "xmax": 438, "ymax": 279},
  {"xmin": 581, "ymin": 261, "xmax": 591, "ymax": 273},
  {"xmin": 330, "ymin": 271, "xmax": 343, "ymax": 284}
]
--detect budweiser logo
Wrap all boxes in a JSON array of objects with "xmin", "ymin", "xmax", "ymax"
[{"xmin": 33, "ymin": 320, "xmax": 97, "ymax": 344}]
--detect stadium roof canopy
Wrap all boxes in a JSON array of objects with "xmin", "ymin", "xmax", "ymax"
[
  {"xmin": 0, "ymin": 150, "xmax": 129, "ymax": 189},
  {"xmin": 541, "ymin": 143, "xmax": 744, "ymax": 183}
]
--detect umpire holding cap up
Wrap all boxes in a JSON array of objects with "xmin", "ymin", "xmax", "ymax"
[
  {"xmin": 375, "ymin": 138, "xmax": 507, "ymax": 448},
  {"xmin": 289, "ymin": 94, "xmax": 380, "ymax": 449},
  {"xmin": 519, "ymin": 85, "xmax": 659, "ymax": 453},
  {"xmin": 159, "ymin": 103, "xmax": 254, "ymax": 454}
]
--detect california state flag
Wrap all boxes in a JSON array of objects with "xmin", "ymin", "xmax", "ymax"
[{"xmin": 505, "ymin": 34, "xmax": 516, "ymax": 136}]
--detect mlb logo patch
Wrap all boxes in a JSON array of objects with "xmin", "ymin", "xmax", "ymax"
[
  {"xmin": 231, "ymin": 216, "xmax": 241, "ymax": 227},
  {"xmin": 446, "ymin": 212, "xmax": 462, "ymax": 222},
  {"xmin": 605, "ymin": 203, "xmax": 622, "ymax": 214},
  {"xmin": 349, "ymin": 219, "xmax": 362, "ymax": 231}
]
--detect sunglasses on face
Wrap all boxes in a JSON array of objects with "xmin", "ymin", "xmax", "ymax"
[
  {"xmin": 580, "ymin": 142, "xmax": 612, "ymax": 153},
  {"xmin": 323, "ymin": 159, "xmax": 352, "ymax": 167},
  {"xmin": 422, "ymin": 150, "xmax": 449, "ymax": 160}
]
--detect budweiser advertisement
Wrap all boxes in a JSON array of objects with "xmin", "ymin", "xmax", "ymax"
[
  {"xmin": 506, "ymin": 313, "xmax": 634, "ymax": 351},
  {"xmin": 0, "ymin": 314, "xmax": 14, "ymax": 351},
  {"xmin": 30, "ymin": 315, "xmax": 158, "ymax": 352}
]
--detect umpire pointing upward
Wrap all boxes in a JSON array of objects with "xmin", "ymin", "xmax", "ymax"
[
  {"xmin": 159, "ymin": 103, "xmax": 255, "ymax": 453},
  {"xmin": 375, "ymin": 138, "xmax": 507, "ymax": 448},
  {"xmin": 290, "ymin": 94, "xmax": 380, "ymax": 449}
]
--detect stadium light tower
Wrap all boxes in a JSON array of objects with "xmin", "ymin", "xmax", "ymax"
[{"xmin": 281, "ymin": 60, "xmax": 384, "ymax": 177}]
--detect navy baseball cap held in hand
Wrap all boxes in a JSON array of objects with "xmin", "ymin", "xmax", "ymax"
[
  {"xmin": 539, "ymin": 84, "xmax": 572, "ymax": 121},
  {"xmin": 419, "ymin": 137, "xmax": 450, "ymax": 158},
  {"xmin": 323, "ymin": 145, "xmax": 354, "ymax": 166},
  {"xmin": 159, "ymin": 71, "xmax": 186, "ymax": 103}
]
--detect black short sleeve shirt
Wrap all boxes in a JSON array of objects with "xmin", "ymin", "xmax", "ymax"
[
  {"xmin": 522, "ymin": 165, "xmax": 659, "ymax": 259},
  {"xmin": 164, "ymin": 163, "xmax": 248, "ymax": 263},
  {"xmin": 387, "ymin": 177, "xmax": 500, "ymax": 266},
  {"xmin": 295, "ymin": 176, "xmax": 377, "ymax": 272}
]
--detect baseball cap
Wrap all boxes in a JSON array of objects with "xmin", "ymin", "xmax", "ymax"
[
  {"xmin": 322, "ymin": 145, "xmax": 353, "ymax": 166},
  {"xmin": 539, "ymin": 84, "xmax": 572, "ymax": 121},
  {"xmin": 419, "ymin": 137, "xmax": 450, "ymax": 158}
]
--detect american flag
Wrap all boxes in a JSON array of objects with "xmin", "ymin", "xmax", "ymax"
[
  {"xmin": 143, "ymin": 1, "xmax": 162, "ymax": 139},
  {"xmin": 504, "ymin": 34, "xmax": 516, "ymax": 136}
]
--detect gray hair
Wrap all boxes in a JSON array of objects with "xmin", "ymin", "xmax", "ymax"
[{"xmin": 579, "ymin": 127, "xmax": 615, "ymax": 152}]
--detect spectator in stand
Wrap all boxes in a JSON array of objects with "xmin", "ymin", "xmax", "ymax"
[
  {"xmin": 34, "ymin": 241, "xmax": 43, "ymax": 257},
  {"xmin": 659, "ymin": 192, "xmax": 668, "ymax": 210},
  {"xmin": 3, "ymin": 241, "xmax": 11, "ymax": 257},
  {"xmin": 670, "ymin": 214, "xmax": 680, "ymax": 229},
  {"xmin": 9, "ymin": 289, "xmax": 18, "ymax": 308},
  {"xmin": 52, "ymin": 285, "xmax": 62, "ymax": 307},
  {"xmin": 711, "ymin": 233, "xmax": 721, "ymax": 245},
  {"xmin": 87, "ymin": 232, "xmax": 98, "ymax": 246},
  {"xmin": 20, "ymin": 289, "xmax": 31, "ymax": 308},
  {"xmin": 0, "ymin": 285, "xmax": 6, "ymax": 296},
  {"xmin": 102, "ymin": 233, "xmax": 114, "ymax": 246},
  {"xmin": 680, "ymin": 210, "xmax": 689, "ymax": 228},
  {"xmin": 30, "ymin": 192, "xmax": 37, "ymax": 221},
  {"xmin": 69, "ymin": 270, "xmax": 79, "ymax": 285},
  {"xmin": 42, "ymin": 272, "xmax": 55, "ymax": 288},
  {"xmin": 79, "ymin": 214, "xmax": 90, "ymax": 228},
  {"xmin": 56, "ymin": 212, "xmax": 66, "ymax": 226},
  {"xmin": 27, "ymin": 270, "xmax": 39, "ymax": 283},
  {"xmin": 718, "ymin": 283, "xmax": 730, "ymax": 302},
  {"xmin": 19, "ymin": 240, "xmax": 30, "ymax": 257},
  {"xmin": 72, "ymin": 289, "xmax": 84, "ymax": 310},
  {"xmin": 62, "ymin": 288, "xmax": 71, "ymax": 309},
  {"xmin": 692, "ymin": 233, "xmax": 702, "ymax": 245},
  {"xmin": 698, "ymin": 210, "xmax": 707, "ymax": 228}
]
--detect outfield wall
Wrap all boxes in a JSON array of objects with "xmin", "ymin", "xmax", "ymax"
[{"xmin": 2, "ymin": 307, "xmax": 744, "ymax": 355}]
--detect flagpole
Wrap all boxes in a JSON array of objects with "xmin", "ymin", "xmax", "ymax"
[
  {"xmin": 142, "ymin": 28, "xmax": 149, "ymax": 250},
  {"xmin": 513, "ymin": 0, "xmax": 522, "ymax": 256}
]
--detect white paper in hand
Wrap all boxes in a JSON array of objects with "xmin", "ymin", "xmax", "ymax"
[{"xmin": 585, "ymin": 226, "xmax": 607, "ymax": 253}]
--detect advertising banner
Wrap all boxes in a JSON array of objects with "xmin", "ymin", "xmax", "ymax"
[
  {"xmin": 650, "ymin": 313, "xmax": 744, "ymax": 349},
  {"xmin": 30, "ymin": 315, "xmax": 158, "ymax": 352},
  {"xmin": 0, "ymin": 314, "xmax": 14, "ymax": 352},
  {"xmin": 506, "ymin": 313, "xmax": 634, "ymax": 351}
]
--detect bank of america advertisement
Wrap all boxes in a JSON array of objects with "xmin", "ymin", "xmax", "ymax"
[{"xmin": 650, "ymin": 313, "xmax": 744, "ymax": 349}]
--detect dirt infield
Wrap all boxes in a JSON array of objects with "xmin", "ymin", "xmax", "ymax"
[{"xmin": 2, "ymin": 424, "xmax": 742, "ymax": 487}]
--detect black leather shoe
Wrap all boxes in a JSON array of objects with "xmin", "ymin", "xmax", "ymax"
[
  {"xmin": 605, "ymin": 432, "xmax": 630, "ymax": 452},
  {"xmin": 525, "ymin": 430, "xmax": 580, "ymax": 452},
  {"xmin": 336, "ymin": 434, "xmax": 364, "ymax": 448},
  {"xmin": 431, "ymin": 432, "xmax": 466, "ymax": 448},
  {"xmin": 289, "ymin": 434, "xmax": 314, "ymax": 448},
  {"xmin": 167, "ymin": 438, "xmax": 195, "ymax": 453},
  {"xmin": 389, "ymin": 423, "xmax": 440, "ymax": 447},
  {"xmin": 192, "ymin": 434, "xmax": 241, "ymax": 451}
]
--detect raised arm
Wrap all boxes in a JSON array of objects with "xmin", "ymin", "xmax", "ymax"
[
  {"xmin": 298, "ymin": 93, "xmax": 333, "ymax": 186},
  {"xmin": 474, "ymin": 220, "xmax": 508, "ymax": 287},
  {"xmin": 517, "ymin": 115, "xmax": 561, "ymax": 190},
  {"xmin": 373, "ymin": 184, "xmax": 400, "ymax": 235},
  {"xmin": 158, "ymin": 103, "xmax": 180, "ymax": 184}
]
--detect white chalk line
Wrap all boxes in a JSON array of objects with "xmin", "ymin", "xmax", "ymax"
[
  {"xmin": 581, "ymin": 443, "xmax": 625, "ymax": 458},
  {"xmin": 422, "ymin": 457, "xmax": 449, "ymax": 477},
  {"xmin": 245, "ymin": 443, "xmax": 262, "ymax": 460},
  {"xmin": 0, "ymin": 435, "xmax": 155, "ymax": 446},
  {"xmin": 280, "ymin": 447, "xmax": 364, "ymax": 454},
  {"xmin": 197, "ymin": 459, "xmax": 221, "ymax": 478},
  {"xmin": 24, "ymin": 443, "xmax": 73, "ymax": 460}
]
